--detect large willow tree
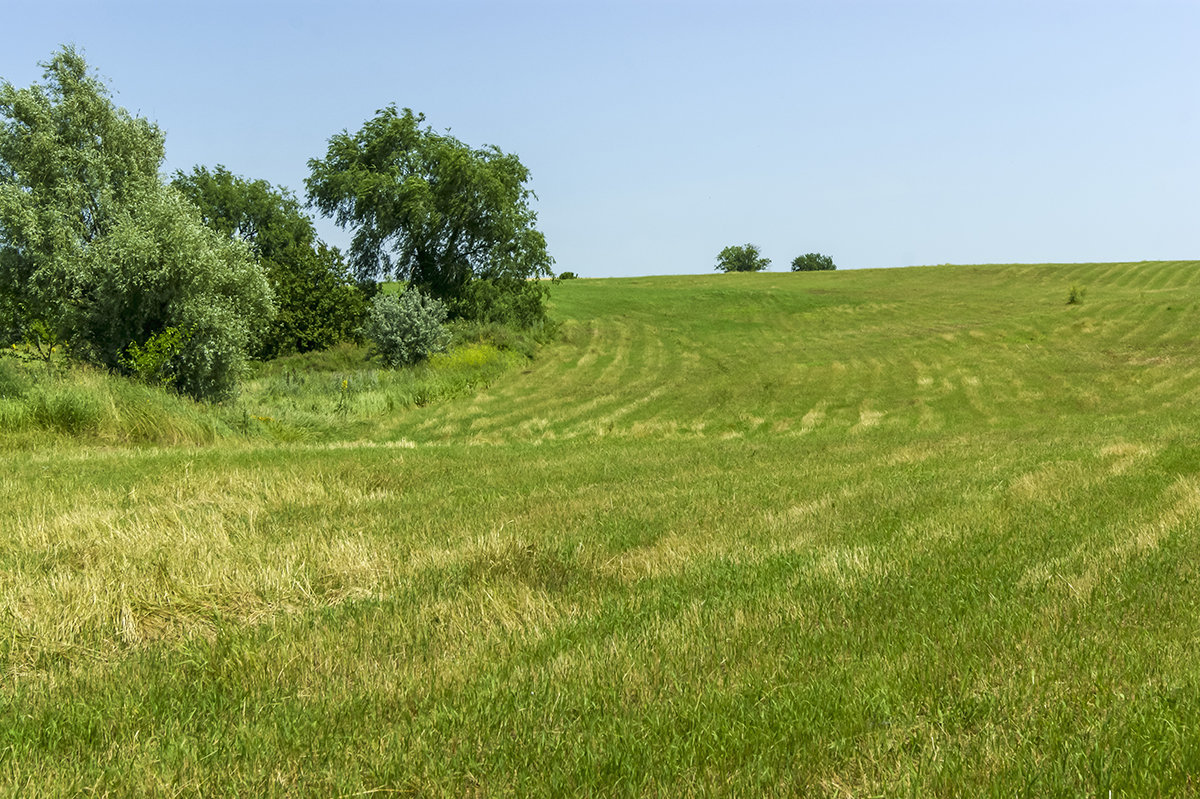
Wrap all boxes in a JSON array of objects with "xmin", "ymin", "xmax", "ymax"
[{"xmin": 306, "ymin": 106, "xmax": 553, "ymax": 326}]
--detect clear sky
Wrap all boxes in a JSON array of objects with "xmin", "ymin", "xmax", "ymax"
[{"xmin": 5, "ymin": 0, "xmax": 1198, "ymax": 276}]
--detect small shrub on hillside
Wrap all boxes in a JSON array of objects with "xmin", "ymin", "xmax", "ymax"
[
  {"xmin": 1067, "ymin": 285, "xmax": 1085, "ymax": 305},
  {"xmin": 558, "ymin": 271, "xmax": 578, "ymax": 280},
  {"xmin": 20, "ymin": 320, "xmax": 62, "ymax": 363},
  {"xmin": 791, "ymin": 253, "xmax": 836, "ymax": 271},
  {"xmin": 361, "ymin": 288, "xmax": 450, "ymax": 367}
]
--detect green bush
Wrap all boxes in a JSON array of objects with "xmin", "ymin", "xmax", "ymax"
[
  {"xmin": 72, "ymin": 188, "xmax": 274, "ymax": 401},
  {"xmin": 361, "ymin": 288, "xmax": 451, "ymax": 367},
  {"xmin": 791, "ymin": 253, "xmax": 836, "ymax": 271},
  {"xmin": 558, "ymin": 271, "xmax": 578, "ymax": 280},
  {"xmin": 120, "ymin": 327, "xmax": 189, "ymax": 388},
  {"xmin": 261, "ymin": 249, "xmax": 369, "ymax": 357}
]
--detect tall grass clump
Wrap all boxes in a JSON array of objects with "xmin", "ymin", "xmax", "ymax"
[
  {"xmin": 450, "ymin": 318, "xmax": 559, "ymax": 359},
  {"xmin": 0, "ymin": 357, "xmax": 25, "ymax": 396},
  {"xmin": 237, "ymin": 341, "xmax": 522, "ymax": 428},
  {"xmin": 26, "ymin": 381, "xmax": 111, "ymax": 434},
  {"xmin": 0, "ymin": 324, "xmax": 535, "ymax": 447},
  {"xmin": 0, "ymin": 358, "xmax": 31, "ymax": 432},
  {"xmin": 0, "ymin": 359, "xmax": 229, "ymax": 446}
]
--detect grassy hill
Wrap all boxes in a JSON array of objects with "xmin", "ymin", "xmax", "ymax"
[
  {"xmin": 4, "ymin": 262, "xmax": 1200, "ymax": 795},
  {"xmin": 389, "ymin": 262, "xmax": 1200, "ymax": 444}
]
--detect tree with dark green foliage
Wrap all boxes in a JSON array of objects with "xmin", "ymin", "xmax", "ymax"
[
  {"xmin": 715, "ymin": 243, "xmax": 771, "ymax": 273},
  {"xmin": 172, "ymin": 166, "xmax": 368, "ymax": 358},
  {"xmin": 306, "ymin": 106, "xmax": 554, "ymax": 326},
  {"xmin": 0, "ymin": 46, "xmax": 273, "ymax": 401},
  {"xmin": 791, "ymin": 252, "xmax": 836, "ymax": 272}
]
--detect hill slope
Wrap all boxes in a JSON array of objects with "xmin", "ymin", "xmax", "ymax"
[
  {"xmin": 4, "ymin": 262, "xmax": 1200, "ymax": 795},
  {"xmin": 387, "ymin": 261, "xmax": 1200, "ymax": 444}
]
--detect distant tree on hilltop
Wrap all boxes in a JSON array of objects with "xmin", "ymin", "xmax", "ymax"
[
  {"xmin": 715, "ymin": 244, "xmax": 771, "ymax": 273},
  {"xmin": 791, "ymin": 253, "xmax": 836, "ymax": 272}
]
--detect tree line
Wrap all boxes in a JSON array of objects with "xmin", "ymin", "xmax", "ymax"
[{"xmin": 0, "ymin": 46, "xmax": 553, "ymax": 400}]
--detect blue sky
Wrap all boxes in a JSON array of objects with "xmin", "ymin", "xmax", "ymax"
[{"xmin": 5, "ymin": 0, "xmax": 1198, "ymax": 276}]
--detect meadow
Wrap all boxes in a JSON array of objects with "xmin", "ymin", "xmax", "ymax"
[{"xmin": 3, "ymin": 261, "xmax": 1200, "ymax": 796}]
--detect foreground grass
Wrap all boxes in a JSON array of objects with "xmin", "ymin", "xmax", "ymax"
[{"xmin": 4, "ymin": 262, "xmax": 1200, "ymax": 795}]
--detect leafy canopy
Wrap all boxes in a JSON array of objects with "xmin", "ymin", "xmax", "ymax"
[
  {"xmin": 173, "ymin": 165, "xmax": 367, "ymax": 358},
  {"xmin": 791, "ymin": 252, "xmax": 836, "ymax": 272},
  {"xmin": 715, "ymin": 243, "xmax": 771, "ymax": 273},
  {"xmin": 306, "ymin": 106, "xmax": 553, "ymax": 322},
  {"xmin": 0, "ymin": 46, "xmax": 273, "ymax": 400}
]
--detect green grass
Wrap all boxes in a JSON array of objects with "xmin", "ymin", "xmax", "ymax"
[
  {"xmin": 4, "ymin": 261, "xmax": 1200, "ymax": 795},
  {"xmin": 0, "ymin": 333, "xmax": 529, "ymax": 447}
]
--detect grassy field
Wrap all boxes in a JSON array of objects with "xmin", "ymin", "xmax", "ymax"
[{"xmin": 3, "ymin": 261, "xmax": 1200, "ymax": 795}]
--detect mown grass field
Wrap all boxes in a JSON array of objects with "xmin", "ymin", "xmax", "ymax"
[{"xmin": 3, "ymin": 261, "xmax": 1200, "ymax": 796}]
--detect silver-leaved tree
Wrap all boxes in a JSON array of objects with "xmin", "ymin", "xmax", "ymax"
[{"xmin": 0, "ymin": 46, "xmax": 274, "ymax": 400}]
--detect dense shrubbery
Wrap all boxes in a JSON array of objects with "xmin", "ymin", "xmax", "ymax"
[
  {"xmin": 361, "ymin": 288, "xmax": 451, "ymax": 367},
  {"xmin": 2, "ymin": 47, "xmax": 555, "ymax": 410},
  {"xmin": 172, "ymin": 166, "xmax": 369, "ymax": 358},
  {"xmin": 447, "ymin": 277, "xmax": 550, "ymax": 329},
  {"xmin": 72, "ymin": 187, "xmax": 274, "ymax": 400}
]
